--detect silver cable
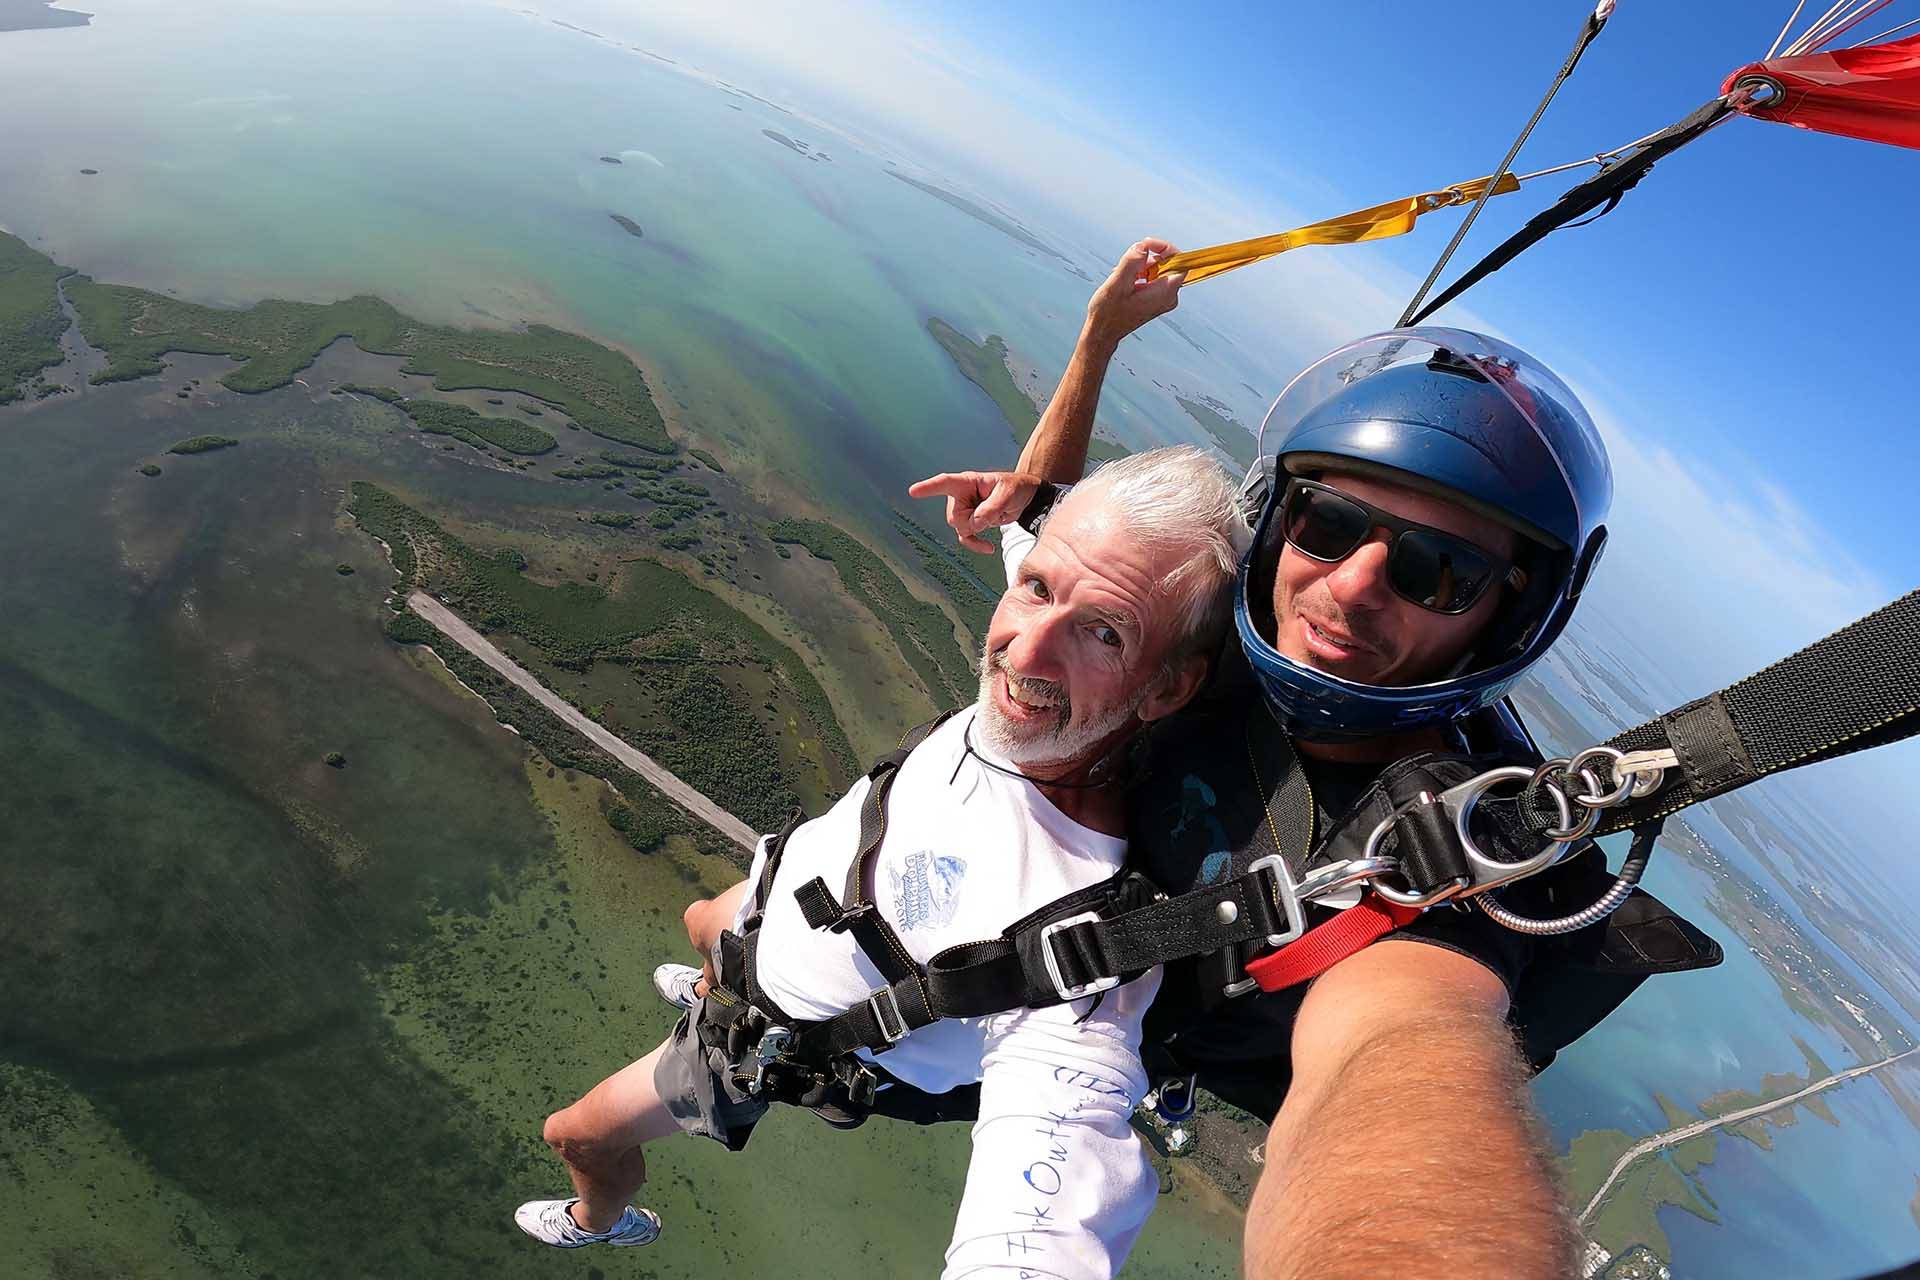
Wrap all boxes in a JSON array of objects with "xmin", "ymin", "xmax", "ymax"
[
  {"xmin": 1475, "ymin": 822, "xmax": 1660, "ymax": 935},
  {"xmin": 1846, "ymin": 12, "xmax": 1920, "ymax": 44},
  {"xmin": 1395, "ymin": 4, "xmax": 1613, "ymax": 326},
  {"xmin": 1789, "ymin": 0, "xmax": 1892, "ymax": 54}
]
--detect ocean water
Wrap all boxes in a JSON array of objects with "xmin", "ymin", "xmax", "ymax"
[
  {"xmin": 6, "ymin": 2, "xmax": 1920, "ymax": 1275},
  {"xmin": 0, "ymin": 0, "xmax": 1264, "ymax": 531}
]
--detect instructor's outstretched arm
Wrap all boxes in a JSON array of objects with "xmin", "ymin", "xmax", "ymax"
[{"xmin": 1247, "ymin": 940, "xmax": 1576, "ymax": 1280}]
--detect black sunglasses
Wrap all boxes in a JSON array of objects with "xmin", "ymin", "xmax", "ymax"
[{"xmin": 1273, "ymin": 479, "xmax": 1525, "ymax": 616}]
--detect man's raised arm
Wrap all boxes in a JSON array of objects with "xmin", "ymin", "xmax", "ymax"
[
  {"xmin": 910, "ymin": 239, "xmax": 1184, "ymax": 549},
  {"xmin": 1018, "ymin": 238, "xmax": 1185, "ymax": 482}
]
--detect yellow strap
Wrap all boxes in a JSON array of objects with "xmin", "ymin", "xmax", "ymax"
[{"xmin": 1150, "ymin": 172, "xmax": 1523, "ymax": 285}]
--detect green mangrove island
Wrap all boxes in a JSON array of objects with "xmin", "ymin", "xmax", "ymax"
[
  {"xmin": 0, "ymin": 228, "xmax": 674, "ymax": 451},
  {"xmin": 927, "ymin": 315, "xmax": 1129, "ymax": 463}
]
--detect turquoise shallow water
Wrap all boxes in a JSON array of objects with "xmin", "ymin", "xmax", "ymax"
[
  {"xmin": 0, "ymin": 0, "xmax": 1267, "ymax": 531},
  {"xmin": 7, "ymin": 2, "xmax": 1920, "ymax": 1274}
]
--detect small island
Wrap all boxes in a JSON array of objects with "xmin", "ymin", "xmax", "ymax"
[
  {"xmin": 926, "ymin": 317, "xmax": 1126, "ymax": 462},
  {"xmin": 0, "ymin": 0, "xmax": 92, "ymax": 32},
  {"xmin": 608, "ymin": 213, "xmax": 644, "ymax": 239},
  {"xmin": 1176, "ymin": 393, "xmax": 1257, "ymax": 470},
  {"xmin": 762, "ymin": 129, "xmax": 812, "ymax": 157},
  {"xmin": 168, "ymin": 434, "xmax": 239, "ymax": 455}
]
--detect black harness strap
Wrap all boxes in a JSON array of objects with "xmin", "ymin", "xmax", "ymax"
[
  {"xmin": 1408, "ymin": 96, "xmax": 1735, "ymax": 326},
  {"xmin": 787, "ymin": 711, "xmax": 958, "ymax": 1056},
  {"xmin": 1561, "ymin": 587, "xmax": 1920, "ymax": 837}
]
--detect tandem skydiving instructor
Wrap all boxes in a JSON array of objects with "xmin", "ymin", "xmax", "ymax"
[{"xmin": 912, "ymin": 239, "xmax": 1719, "ymax": 1278}]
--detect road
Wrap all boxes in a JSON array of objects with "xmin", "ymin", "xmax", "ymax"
[
  {"xmin": 1578, "ymin": 1045, "xmax": 1920, "ymax": 1223},
  {"xmin": 406, "ymin": 591, "xmax": 762, "ymax": 854}
]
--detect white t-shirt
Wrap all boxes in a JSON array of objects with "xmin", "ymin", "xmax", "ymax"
[{"xmin": 738, "ymin": 517, "xmax": 1159, "ymax": 1279}]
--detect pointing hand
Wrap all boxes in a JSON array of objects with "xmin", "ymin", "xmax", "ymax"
[{"xmin": 907, "ymin": 470, "xmax": 1043, "ymax": 554}]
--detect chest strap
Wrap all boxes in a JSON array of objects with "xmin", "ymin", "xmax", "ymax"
[{"xmin": 766, "ymin": 722, "xmax": 1534, "ymax": 1066}]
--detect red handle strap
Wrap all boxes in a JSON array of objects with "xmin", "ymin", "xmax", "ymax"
[{"xmin": 1245, "ymin": 895, "xmax": 1423, "ymax": 992}]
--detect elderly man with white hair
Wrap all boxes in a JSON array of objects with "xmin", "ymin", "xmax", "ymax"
[{"xmin": 514, "ymin": 446, "xmax": 1250, "ymax": 1279}]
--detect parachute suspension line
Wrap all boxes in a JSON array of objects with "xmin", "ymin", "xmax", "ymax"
[
  {"xmin": 1507, "ymin": 123, "xmax": 1683, "ymax": 184},
  {"xmin": 1395, "ymin": 1, "xmax": 1615, "ymax": 328},
  {"xmin": 1785, "ymin": 0, "xmax": 1898, "ymax": 54},
  {"xmin": 1851, "ymin": 15, "xmax": 1920, "ymax": 46},
  {"xmin": 1768, "ymin": 0, "xmax": 1811, "ymax": 59},
  {"xmin": 1808, "ymin": 0, "xmax": 1899, "ymax": 51},
  {"xmin": 1789, "ymin": 0, "xmax": 1868, "ymax": 54}
]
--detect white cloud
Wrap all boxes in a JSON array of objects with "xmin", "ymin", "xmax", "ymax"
[{"xmin": 1575, "ymin": 391, "xmax": 1894, "ymax": 694}]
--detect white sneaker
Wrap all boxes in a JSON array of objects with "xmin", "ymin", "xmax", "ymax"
[
  {"xmin": 652, "ymin": 962, "xmax": 703, "ymax": 1010},
  {"xmin": 514, "ymin": 1197, "xmax": 661, "ymax": 1249}
]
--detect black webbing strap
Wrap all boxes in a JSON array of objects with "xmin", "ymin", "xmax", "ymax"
[
  {"xmin": 1546, "ymin": 588, "xmax": 1920, "ymax": 837},
  {"xmin": 1397, "ymin": 0, "xmax": 1614, "ymax": 326},
  {"xmin": 787, "ymin": 711, "xmax": 959, "ymax": 1052},
  {"xmin": 1408, "ymin": 96, "xmax": 1734, "ymax": 326},
  {"xmin": 794, "ymin": 866, "xmax": 1298, "ymax": 1059},
  {"xmin": 1248, "ymin": 703, "xmax": 1317, "ymax": 876},
  {"xmin": 751, "ymin": 807, "xmax": 807, "ymax": 919}
]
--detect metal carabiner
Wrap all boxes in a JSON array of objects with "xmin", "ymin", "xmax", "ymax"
[
  {"xmin": 1364, "ymin": 767, "xmax": 1575, "ymax": 905},
  {"xmin": 747, "ymin": 1025, "xmax": 792, "ymax": 1096}
]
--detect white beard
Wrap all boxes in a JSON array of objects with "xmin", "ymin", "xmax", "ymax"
[{"xmin": 973, "ymin": 645, "xmax": 1143, "ymax": 768}]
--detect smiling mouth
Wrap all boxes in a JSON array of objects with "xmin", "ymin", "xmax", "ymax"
[
  {"xmin": 1301, "ymin": 617, "xmax": 1371, "ymax": 661},
  {"xmin": 999, "ymin": 669, "xmax": 1064, "ymax": 719}
]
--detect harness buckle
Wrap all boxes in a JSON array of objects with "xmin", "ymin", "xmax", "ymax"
[
  {"xmin": 867, "ymin": 986, "xmax": 910, "ymax": 1044},
  {"xmin": 1039, "ymin": 912, "xmax": 1123, "ymax": 1002},
  {"xmin": 826, "ymin": 901, "xmax": 876, "ymax": 934},
  {"xmin": 747, "ymin": 1024, "xmax": 793, "ymax": 1096},
  {"xmin": 1220, "ymin": 855, "xmax": 1313, "ymax": 998}
]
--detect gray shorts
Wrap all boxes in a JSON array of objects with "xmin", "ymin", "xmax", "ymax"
[{"xmin": 652, "ymin": 998, "xmax": 768, "ymax": 1152}]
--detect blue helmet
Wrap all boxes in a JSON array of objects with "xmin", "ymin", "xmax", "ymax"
[{"xmin": 1235, "ymin": 326, "xmax": 1612, "ymax": 739}]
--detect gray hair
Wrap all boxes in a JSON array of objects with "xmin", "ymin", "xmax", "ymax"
[{"xmin": 1052, "ymin": 445, "xmax": 1252, "ymax": 667}]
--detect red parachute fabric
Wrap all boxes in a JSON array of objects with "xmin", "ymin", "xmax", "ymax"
[{"xmin": 1723, "ymin": 32, "xmax": 1920, "ymax": 150}]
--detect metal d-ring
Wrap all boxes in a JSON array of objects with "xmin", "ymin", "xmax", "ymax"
[
  {"xmin": 1732, "ymin": 74, "xmax": 1786, "ymax": 111},
  {"xmin": 1569, "ymin": 745, "xmax": 1634, "ymax": 809},
  {"xmin": 1527, "ymin": 759, "xmax": 1603, "ymax": 840}
]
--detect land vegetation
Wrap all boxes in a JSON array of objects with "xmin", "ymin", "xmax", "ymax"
[
  {"xmin": 60, "ymin": 264, "xmax": 674, "ymax": 450},
  {"xmin": 168, "ymin": 434, "xmax": 239, "ymax": 455},
  {"xmin": 1564, "ymin": 1037, "xmax": 1845, "ymax": 1264},
  {"xmin": 890, "ymin": 509, "xmax": 999, "ymax": 642},
  {"xmin": 1176, "ymin": 393, "xmax": 1257, "ymax": 471},
  {"xmin": 927, "ymin": 316, "xmax": 1127, "ymax": 463},
  {"xmin": 0, "ymin": 232, "xmax": 69, "ymax": 404},
  {"xmin": 401, "ymin": 399, "xmax": 556, "ymax": 456},
  {"xmin": 768, "ymin": 517, "xmax": 977, "ymax": 707},
  {"xmin": 885, "ymin": 168, "xmax": 1075, "ymax": 266},
  {"xmin": 351, "ymin": 483, "xmax": 854, "ymax": 828},
  {"xmin": 339, "ymin": 382, "xmax": 405, "ymax": 403}
]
